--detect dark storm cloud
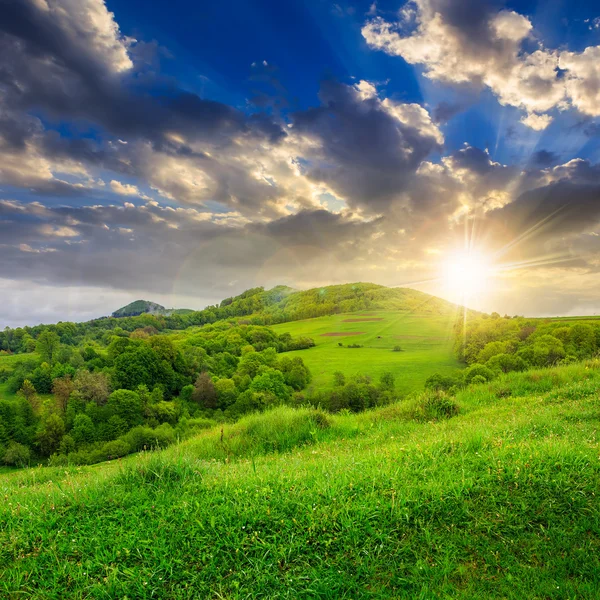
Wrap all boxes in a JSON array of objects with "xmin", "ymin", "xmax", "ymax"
[{"xmin": 291, "ymin": 79, "xmax": 442, "ymax": 210}]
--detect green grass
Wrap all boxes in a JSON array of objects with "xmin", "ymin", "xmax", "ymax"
[
  {"xmin": 272, "ymin": 310, "xmax": 461, "ymax": 395},
  {"xmin": 0, "ymin": 353, "xmax": 31, "ymax": 367},
  {"xmin": 2, "ymin": 360, "xmax": 600, "ymax": 598}
]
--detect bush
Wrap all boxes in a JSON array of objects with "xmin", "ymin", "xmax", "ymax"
[
  {"xmin": 425, "ymin": 372, "xmax": 462, "ymax": 392},
  {"xmin": 464, "ymin": 363, "xmax": 495, "ymax": 384},
  {"xmin": 392, "ymin": 345, "xmax": 403, "ymax": 352},
  {"xmin": 123, "ymin": 424, "xmax": 176, "ymax": 452},
  {"xmin": 3, "ymin": 442, "xmax": 31, "ymax": 467},
  {"xmin": 102, "ymin": 439, "xmax": 131, "ymax": 460},
  {"xmin": 414, "ymin": 392, "xmax": 460, "ymax": 421}
]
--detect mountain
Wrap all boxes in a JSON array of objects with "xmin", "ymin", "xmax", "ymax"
[{"xmin": 111, "ymin": 300, "xmax": 193, "ymax": 318}]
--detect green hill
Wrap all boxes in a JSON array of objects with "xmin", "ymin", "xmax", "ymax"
[
  {"xmin": 112, "ymin": 300, "xmax": 193, "ymax": 318},
  {"xmin": 271, "ymin": 309, "xmax": 461, "ymax": 395},
  {"xmin": 2, "ymin": 360, "xmax": 600, "ymax": 597}
]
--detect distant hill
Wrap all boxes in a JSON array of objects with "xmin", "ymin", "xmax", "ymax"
[{"xmin": 111, "ymin": 300, "xmax": 193, "ymax": 318}]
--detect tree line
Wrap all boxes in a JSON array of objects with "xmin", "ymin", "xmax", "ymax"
[{"xmin": 425, "ymin": 313, "xmax": 600, "ymax": 393}]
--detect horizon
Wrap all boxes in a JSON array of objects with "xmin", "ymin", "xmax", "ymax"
[
  {"xmin": 5, "ymin": 281, "xmax": 600, "ymax": 330},
  {"xmin": 4, "ymin": 0, "xmax": 600, "ymax": 327}
]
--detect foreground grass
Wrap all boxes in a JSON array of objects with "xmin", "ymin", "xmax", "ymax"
[
  {"xmin": 272, "ymin": 310, "xmax": 461, "ymax": 394},
  {"xmin": 2, "ymin": 362, "xmax": 600, "ymax": 598}
]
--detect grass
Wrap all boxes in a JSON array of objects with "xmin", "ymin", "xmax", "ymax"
[
  {"xmin": 272, "ymin": 310, "xmax": 461, "ymax": 395},
  {"xmin": 2, "ymin": 360, "xmax": 600, "ymax": 598}
]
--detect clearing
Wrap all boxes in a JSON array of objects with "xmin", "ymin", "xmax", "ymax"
[{"xmin": 272, "ymin": 310, "xmax": 461, "ymax": 395}]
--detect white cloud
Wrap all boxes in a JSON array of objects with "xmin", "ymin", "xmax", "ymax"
[
  {"xmin": 362, "ymin": 1, "xmax": 600, "ymax": 129},
  {"xmin": 109, "ymin": 179, "xmax": 150, "ymax": 199},
  {"xmin": 520, "ymin": 112, "xmax": 553, "ymax": 131},
  {"xmin": 43, "ymin": 0, "xmax": 133, "ymax": 74}
]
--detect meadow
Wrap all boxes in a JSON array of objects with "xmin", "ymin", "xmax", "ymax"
[
  {"xmin": 272, "ymin": 310, "xmax": 462, "ymax": 395},
  {"xmin": 2, "ymin": 360, "xmax": 600, "ymax": 598}
]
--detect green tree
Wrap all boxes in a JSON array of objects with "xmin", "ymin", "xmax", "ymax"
[
  {"xmin": 249, "ymin": 369, "xmax": 290, "ymax": 403},
  {"xmin": 3, "ymin": 442, "xmax": 30, "ymax": 467},
  {"xmin": 71, "ymin": 414, "xmax": 96, "ymax": 446},
  {"xmin": 379, "ymin": 371, "xmax": 395, "ymax": 392},
  {"xmin": 36, "ymin": 330, "xmax": 61, "ymax": 364},
  {"xmin": 107, "ymin": 389, "xmax": 144, "ymax": 428},
  {"xmin": 215, "ymin": 378, "xmax": 237, "ymax": 408},
  {"xmin": 333, "ymin": 371, "xmax": 346, "ymax": 387},
  {"xmin": 36, "ymin": 413, "xmax": 65, "ymax": 456}
]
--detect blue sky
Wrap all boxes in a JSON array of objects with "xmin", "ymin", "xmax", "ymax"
[
  {"xmin": 106, "ymin": 0, "xmax": 600, "ymax": 165},
  {"xmin": 3, "ymin": 0, "xmax": 600, "ymax": 326}
]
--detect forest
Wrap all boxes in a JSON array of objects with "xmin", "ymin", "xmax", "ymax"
[
  {"xmin": 0, "ymin": 320, "xmax": 317, "ymax": 467},
  {"xmin": 424, "ymin": 313, "xmax": 600, "ymax": 392}
]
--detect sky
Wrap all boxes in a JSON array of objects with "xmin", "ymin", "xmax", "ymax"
[{"xmin": 3, "ymin": 0, "xmax": 600, "ymax": 327}]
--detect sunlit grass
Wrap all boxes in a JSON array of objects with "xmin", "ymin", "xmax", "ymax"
[{"xmin": 2, "ymin": 361, "xmax": 600, "ymax": 597}]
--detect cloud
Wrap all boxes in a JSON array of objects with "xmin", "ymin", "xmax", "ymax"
[
  {"xmin": 2, "ymin": 1, "xmax": 600, "ymax": 321},
  {"xmin": 362, "ymin": 0, "xmax": 600, "ymax": 129},
  {"xmin": 290, "ymin": 79, "xmax": 443, "ymax": 211}
]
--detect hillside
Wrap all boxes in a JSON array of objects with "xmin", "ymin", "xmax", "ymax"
[
  {"xmin": 271, "ymin": 309, "xmax": 461, "ymax": 395},
  {"xmin": 0, "ymin": 282, "xmax": 464, "ymax": 353},
  {"xmin": 2, "ymin": 361, "xmax": 600, "ymax": 597},
  {"xmin": 112, "ymin": 300, "xmax": 193, "ymax": 318}
]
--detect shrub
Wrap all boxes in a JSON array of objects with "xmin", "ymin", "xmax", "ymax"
[
  {"xmin": 3, "ymin": 442, "xmax": 31, "ymax": 467},
  {"xmin": 123, "ymin": 424, "xmax": 176, "ymax": 452},
  {"xmin": 102, "ymin": 439, "xmax": 131, "ymax": 460},
  {"xmin": 414, "ymin": 392, "xmax": 460, "ymax": 421},
  {"xmin": 464, "ymin": 363, "xmax": 495, "ymax": 384},
  {"xmin": 392, "ymin": 345, "xmax": 403, "ymax": 352}
]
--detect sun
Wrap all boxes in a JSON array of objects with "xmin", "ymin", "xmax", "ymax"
[{"xmin": 441, "ymin": 250, "xmax": 493, "ymax": 299}]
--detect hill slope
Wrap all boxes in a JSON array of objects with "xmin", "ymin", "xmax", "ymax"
[
  {"xmin": 112, "ymin": 300, "xmax": 193, "ymax": 318},
  {"xmin": 271, "ymin": 309, "xmax": 461, "ymax": 394},
  {"xmin": 2, "ymin": 361, "xmax": 599, "ymax": 597}
]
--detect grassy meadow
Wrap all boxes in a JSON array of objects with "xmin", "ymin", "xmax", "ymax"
[
  {"xmin": 2, "ymin": 360, "xmax": 600, "ymax": 598},
  {"xmin": 272, "ymin": 310, "xmax": 462, "ymax": 395}
]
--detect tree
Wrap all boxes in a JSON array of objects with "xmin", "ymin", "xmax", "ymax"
[
  {"xmin": 333, "ymin": 371, "xmax": 346, "ymax": 387},
  {"xmin": 52, "ymin": 376, "xmax": 74, "ymax": 413},
  {"xmin": 249, "ymin": 369, "xmax": 290, "ymax": 403},
  {"xmin": 30, "ymin": 364, "xmax": 53, "ymax": 394},
  {"xmin": 74, "ymin": 370, "xmax": 111, "ymax": 405},
  {"xmin": 532, "ymin": 335, "xmax": 565, "ymax": 366},
  {"xmin": 3, "ymin": 442, "xmax": 30, "ymax": 467},
  {"xmin": 192, "ymin": 372, "xmax": 218, "ymax": 409},
  {"xmin": 464, "ymin": 364, "xmax": 495, "ymax": 384},
  {"xmin": 107, "ymin": 390, "xmax": 144, "ymax": 428},
  {"xmin": 379, "ymin": 371, "xmax": 395, "ymax": 392},
  {"xmin": 215, "ymin": 378, "xmax": 237, "ymax": 408},
  {"xmin": 36, "ymin": 330, "xmax": 61, "ymax": 364},
  {"xmin": 18, "ymin": 379, "xmax": 37, "ymax": 403},
  {"xmin": 36, "ymin": 413, "xmax": 65, "ymax": 456},
  {"xmin": 71, "ymin": 414, "xmax": 96, "ymax": 446},
  {"xmin": 487, "ymin": 353, "xmax": 527, "ymax": 374}
]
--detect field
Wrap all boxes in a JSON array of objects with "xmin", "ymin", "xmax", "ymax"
[
  {"xmin": 272, "ymin": 310, "xmax": 462, "ymax": 395},
  {"xmin": 2, "ymin": 361, "xmax": 600, "ymax": 598}
]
